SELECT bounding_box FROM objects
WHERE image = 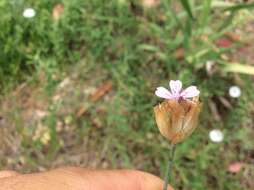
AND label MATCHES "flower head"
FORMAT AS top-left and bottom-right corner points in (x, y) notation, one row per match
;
(23, 8), (36, 18)
(155, 80), (200, 100)
(209, 129), (224, 143)
(229, 86), (241, 98)
(154, 80), (201, 144)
